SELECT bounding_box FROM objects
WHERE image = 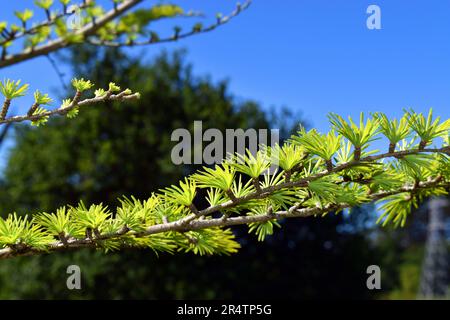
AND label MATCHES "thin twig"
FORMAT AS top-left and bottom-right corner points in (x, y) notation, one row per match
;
(46, 54), (68, 90)
(0, 91), (140, 125)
